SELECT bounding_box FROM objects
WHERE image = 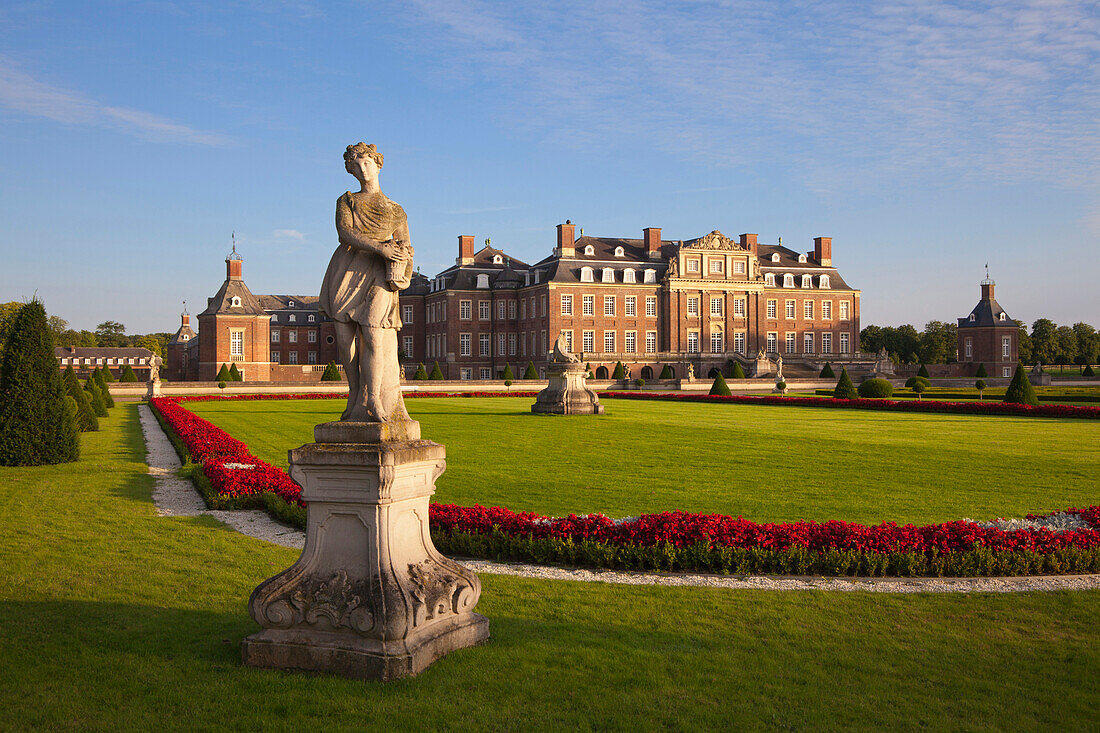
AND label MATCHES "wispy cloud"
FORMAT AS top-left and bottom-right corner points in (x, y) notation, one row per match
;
(272, 229), (306, 239)
(0, 58), (232, 146)
(395, 0), (1100, 190)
